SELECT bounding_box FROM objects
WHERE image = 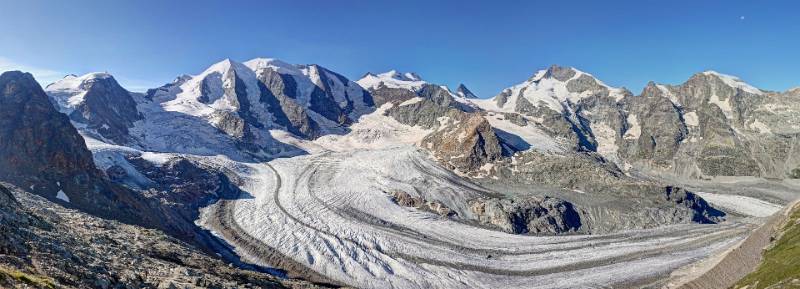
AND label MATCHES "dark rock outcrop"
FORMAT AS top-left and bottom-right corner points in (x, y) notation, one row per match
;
(663, 186), (725, 223)
(368, 85), (419, 107)
(254, 68), (321, 138)
(468, 196), (583, 234)
(456, 84), (478, 99)
(45, 74), (142, 145)
(421, 113), (503, 172)
(384, 84), (503, 172)
(0, 71), (155, 226)
(388, 190), (456, 217)
(251, 62), (374, 138)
